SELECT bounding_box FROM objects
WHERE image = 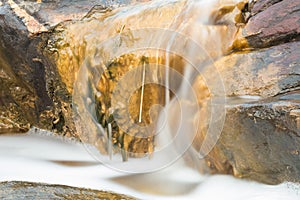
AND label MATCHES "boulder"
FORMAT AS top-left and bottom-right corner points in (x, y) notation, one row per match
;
(191, 41), (300, 184)
(217, 94), (300, 184)
(232, 0), (300, 50)
(0, 181), (135, 199)
(0, 0), (112, 136)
